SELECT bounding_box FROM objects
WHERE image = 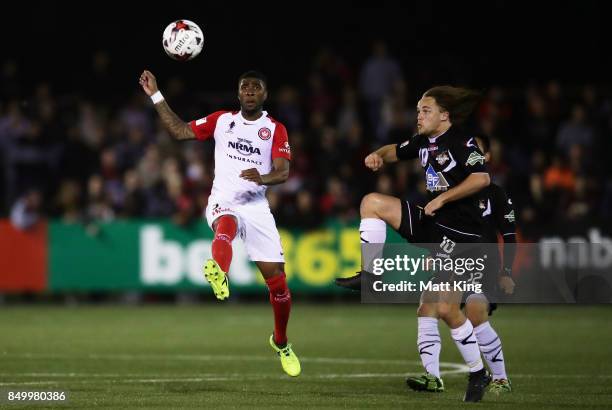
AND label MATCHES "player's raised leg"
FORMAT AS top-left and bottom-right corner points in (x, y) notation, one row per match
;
(465, 295), (511, 393)
(335, 193), (402, 290)
(204, 215), (237, 300)
(258, 261), (301, 377)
